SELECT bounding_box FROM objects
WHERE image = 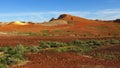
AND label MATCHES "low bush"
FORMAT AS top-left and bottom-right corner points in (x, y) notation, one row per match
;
(54, 30), (62, 32)
(0, 47), (9, 52)
(71, 39), (120, 47)
(39, 41), (51, 49)
(39, 41), (68, 48)
(109, 39), (120, 44)
(92, 53), (120, 60)
(40, 30), (50, 36)
(39, 39), (120, 53)
(0, 64), (6, 68)
(27, 46), (40, 52)
(28, 32), (39, 36)
(0, 45), (41, 67)
(54, 47), (68, 52)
